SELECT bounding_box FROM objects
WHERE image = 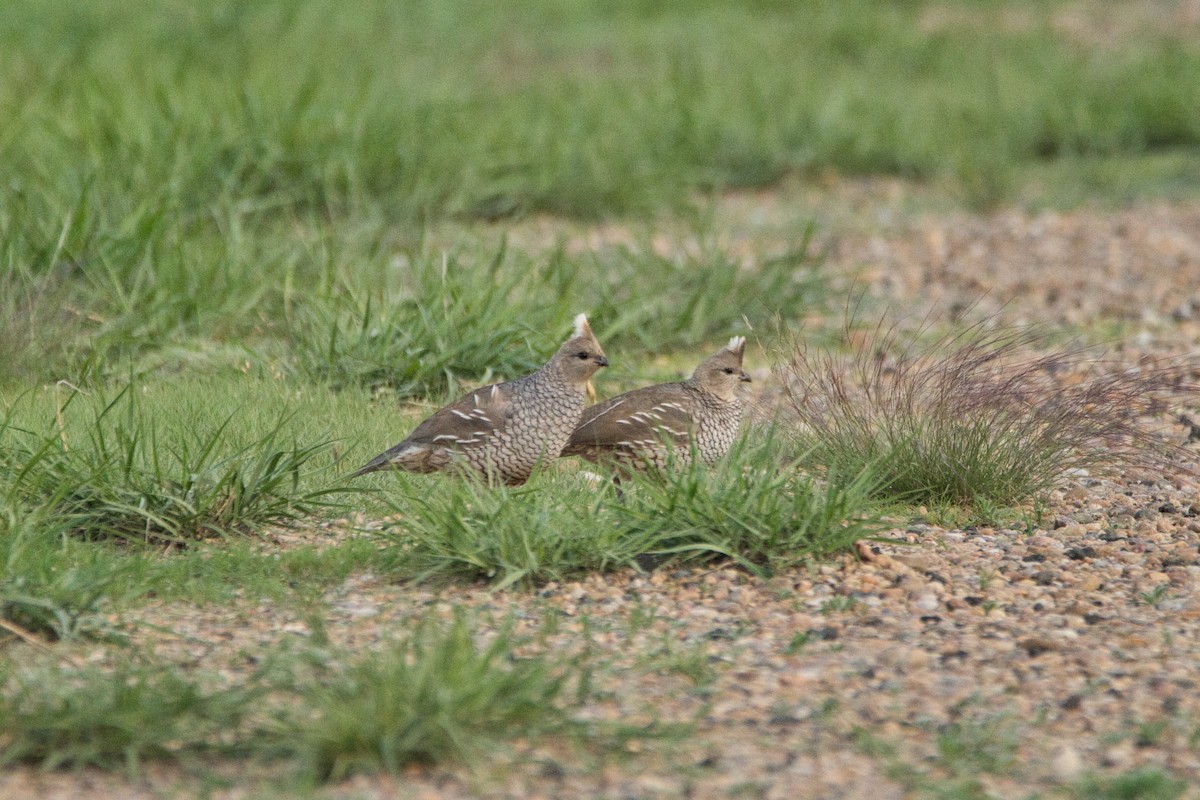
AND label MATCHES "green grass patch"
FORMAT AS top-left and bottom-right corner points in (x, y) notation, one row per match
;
(373, 471), (650, 589)
(611, 436), (883, 577)
(2, 0), (1198, 386)
(286, 614), (572, 782)
(0, 383), (352, 545)
(0, 375), (390, 634)
(284, 240), (576, 396)
(583, 222), (826, 350)
(4, 0), (1197, 228)
(0, 614), (589, 783)
(0, 660), (261, 774)
(0, 506), (135, 642)
(375, 433), (881, 586)
(140, 537), (379, 606)
(1068, 768), (1189, 800)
